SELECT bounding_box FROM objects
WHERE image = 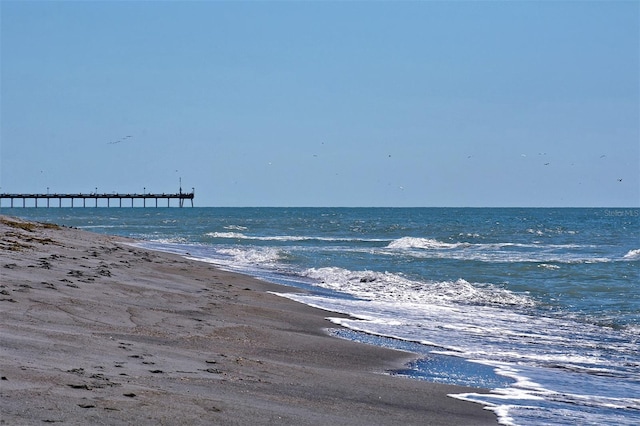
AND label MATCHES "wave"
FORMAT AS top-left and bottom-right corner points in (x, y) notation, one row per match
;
(302, 267), (535, 308)
(622, 249), (640, 261)
(206, 231), (387, 243)
(207, 231), (311, 241)
(387, 237), (467, 249)
(384, 236), (613, 264)
(387, 236), (589, 251)
(539, 263), (561, 270)
(526, 228), (580, 236)
(223, 225), (248, 231)
(136, 240), (285, 268)
(623, 324), (640, 336)
(214, 247), (284, 265)
(145, 237), (192, 244)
